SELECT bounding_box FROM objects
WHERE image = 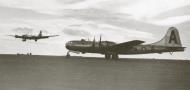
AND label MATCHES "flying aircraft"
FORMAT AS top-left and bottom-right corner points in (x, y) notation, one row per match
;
(65, 27), (186, 59)
(8, 31), (59, 42)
